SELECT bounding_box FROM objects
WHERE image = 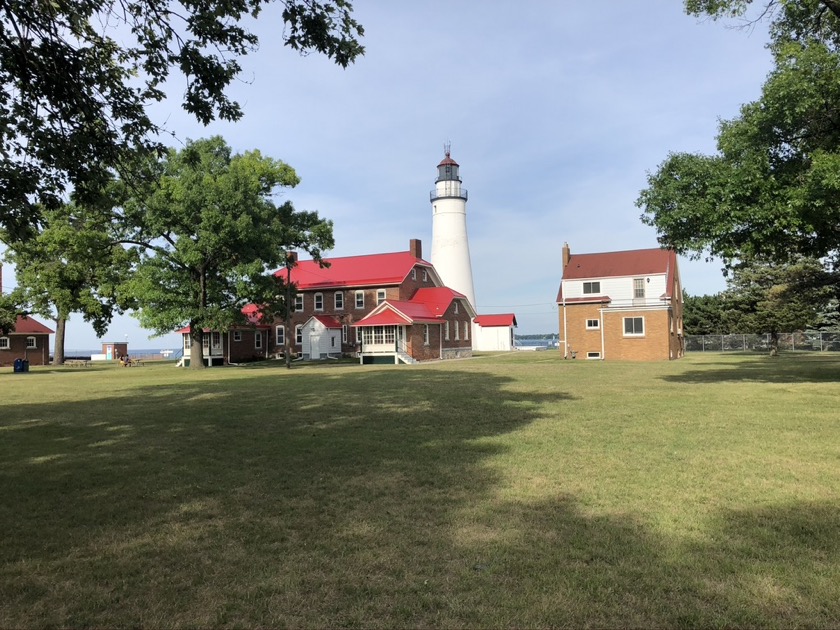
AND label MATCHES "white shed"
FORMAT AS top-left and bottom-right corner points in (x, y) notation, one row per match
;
(302, 315), (343, 359)
(473, 314), (517, 352)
